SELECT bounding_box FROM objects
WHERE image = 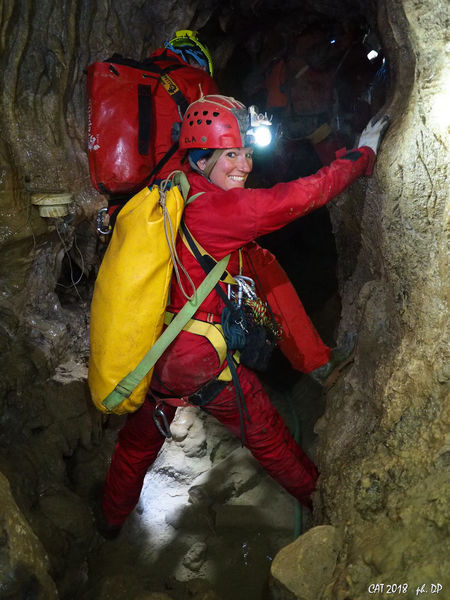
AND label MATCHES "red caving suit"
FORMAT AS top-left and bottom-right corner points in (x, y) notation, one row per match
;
(102, 146), (375, 526)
